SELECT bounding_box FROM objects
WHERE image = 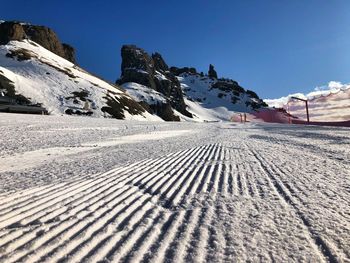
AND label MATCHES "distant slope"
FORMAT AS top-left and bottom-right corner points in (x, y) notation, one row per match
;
(0, 40), (161, 121)
(178, 73), (267, 122)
